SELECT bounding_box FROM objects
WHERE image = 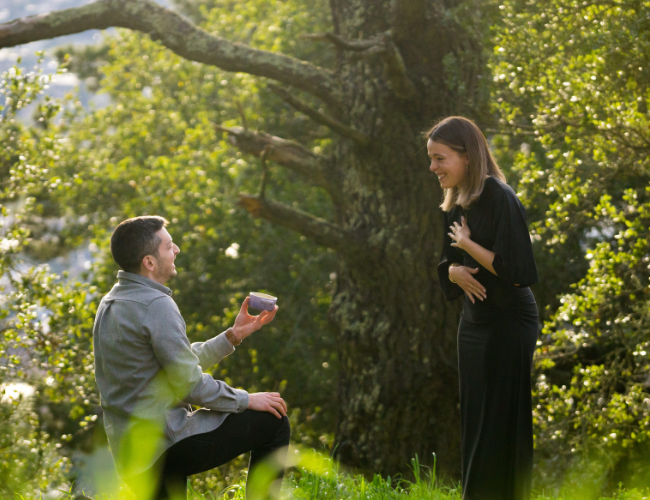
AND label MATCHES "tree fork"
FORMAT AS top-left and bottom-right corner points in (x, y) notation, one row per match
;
(237, 193), (361, 253)
(267, 83), (371, 147)
(379, 33), (418, 101)
(214, 124), (344, 205)
(301, 29), (417, 101)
